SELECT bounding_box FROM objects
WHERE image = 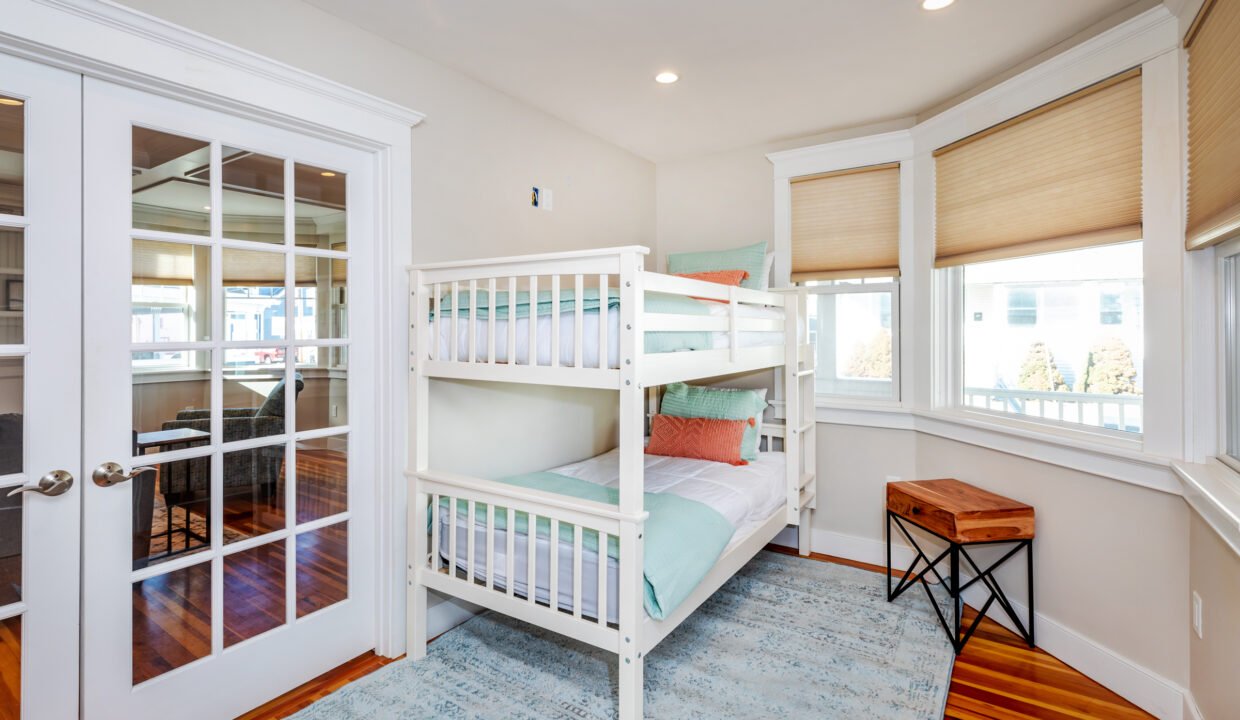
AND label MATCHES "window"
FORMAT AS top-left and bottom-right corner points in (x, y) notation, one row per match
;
(1006, 289), (1037, 326)
(1099, 292), (1123, 325)
(1223, 247), (1240, 470)
(806, 278), (897, 400)
(131, 284), (196, 371)
(960, 243), (1143, 433)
